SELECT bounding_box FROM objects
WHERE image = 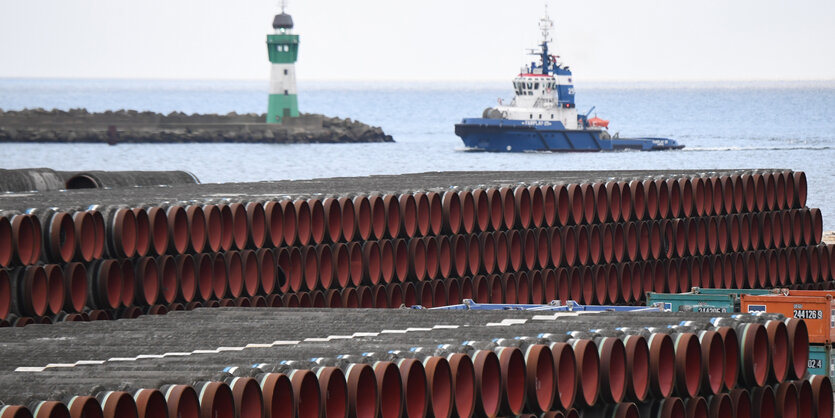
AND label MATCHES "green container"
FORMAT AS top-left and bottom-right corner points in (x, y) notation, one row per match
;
(646, 292), (735, 313)
(690, 287), (780, 298)
(808, 344), (832, 382)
